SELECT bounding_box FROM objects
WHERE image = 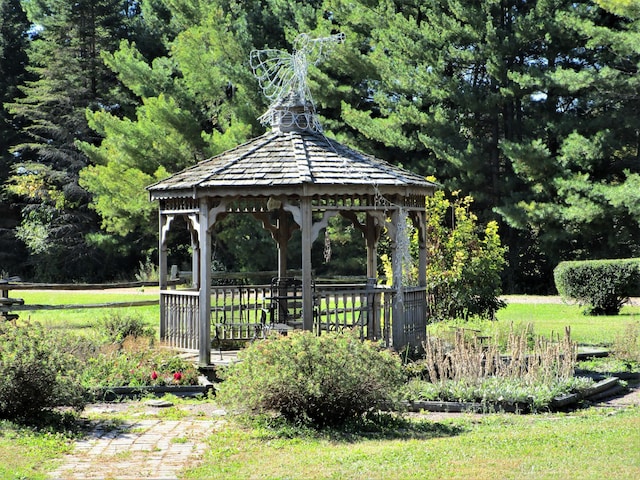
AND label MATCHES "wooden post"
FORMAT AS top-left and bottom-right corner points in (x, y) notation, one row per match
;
(390, 209), (404, 350)
(277, 209), (289, 279)
(365, 213), (378, 279)
(158, 210), (168, 340)
(301, 197), (313, 331)
(191, 227), (200, 289)
(198, 198), (211, 367)
(414, 211), (427, 288)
